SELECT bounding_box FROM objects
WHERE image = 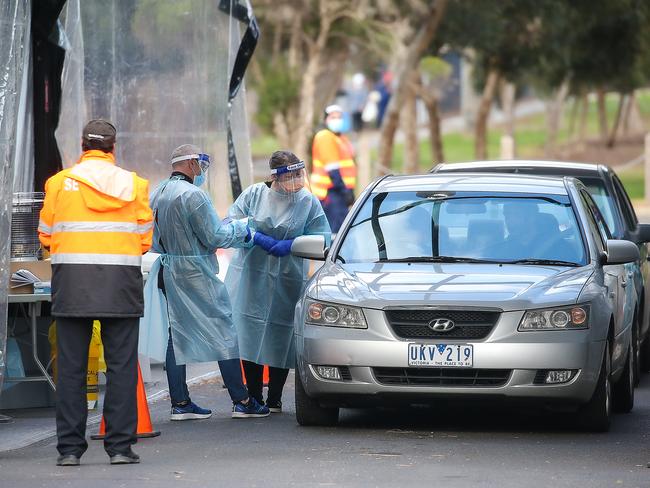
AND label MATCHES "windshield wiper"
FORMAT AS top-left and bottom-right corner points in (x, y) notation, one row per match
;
(380, 256), (501, 264)
(506, 258), (581, 267)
